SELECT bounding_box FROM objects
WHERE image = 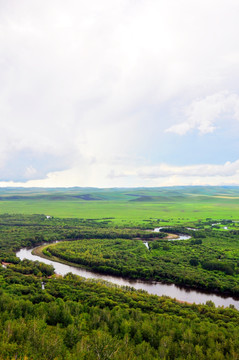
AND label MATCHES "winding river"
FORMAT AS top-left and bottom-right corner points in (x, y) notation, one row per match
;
(16, 238), (239, 309)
